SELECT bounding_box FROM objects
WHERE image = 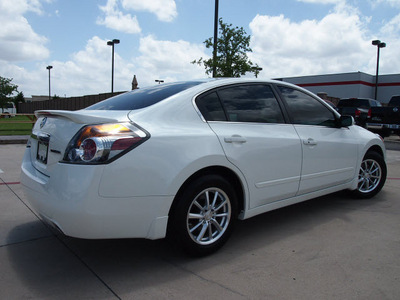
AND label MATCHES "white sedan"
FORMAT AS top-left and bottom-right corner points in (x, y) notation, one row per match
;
(21, 78), (387, 256)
